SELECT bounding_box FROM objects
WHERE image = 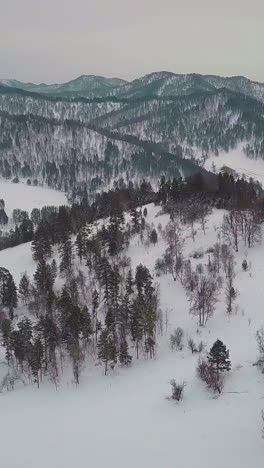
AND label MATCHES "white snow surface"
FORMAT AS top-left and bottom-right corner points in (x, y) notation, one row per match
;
(0, 180), (67, 220)
(0, 203), (263, 468)
(204, 147), (264, 186)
